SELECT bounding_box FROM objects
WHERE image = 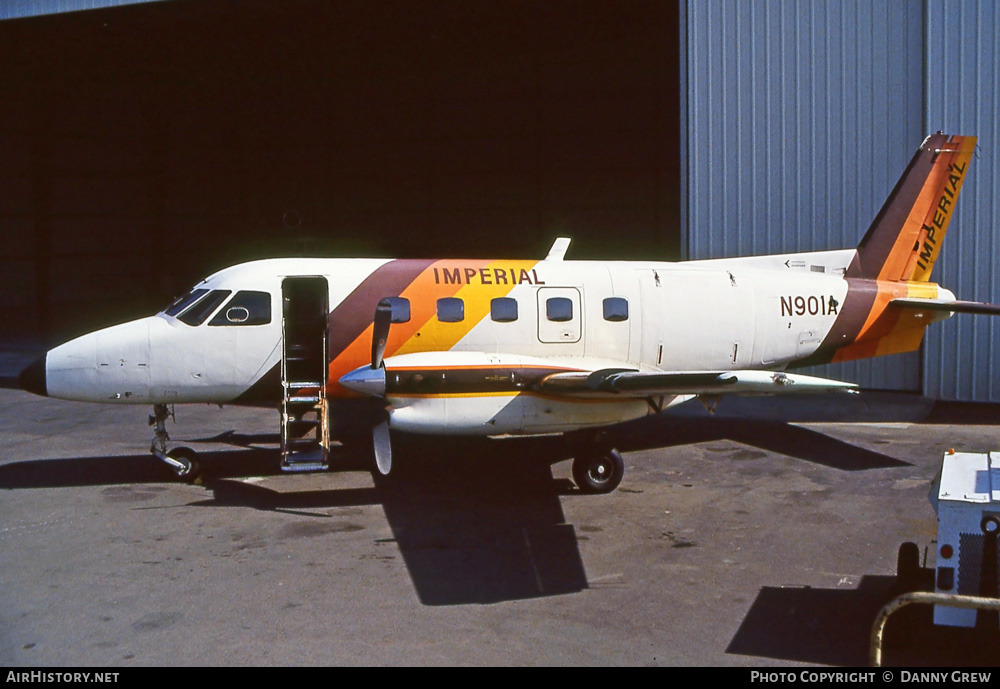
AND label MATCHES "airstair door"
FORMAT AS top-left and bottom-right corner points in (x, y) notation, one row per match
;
(280, 277), (329, 472)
